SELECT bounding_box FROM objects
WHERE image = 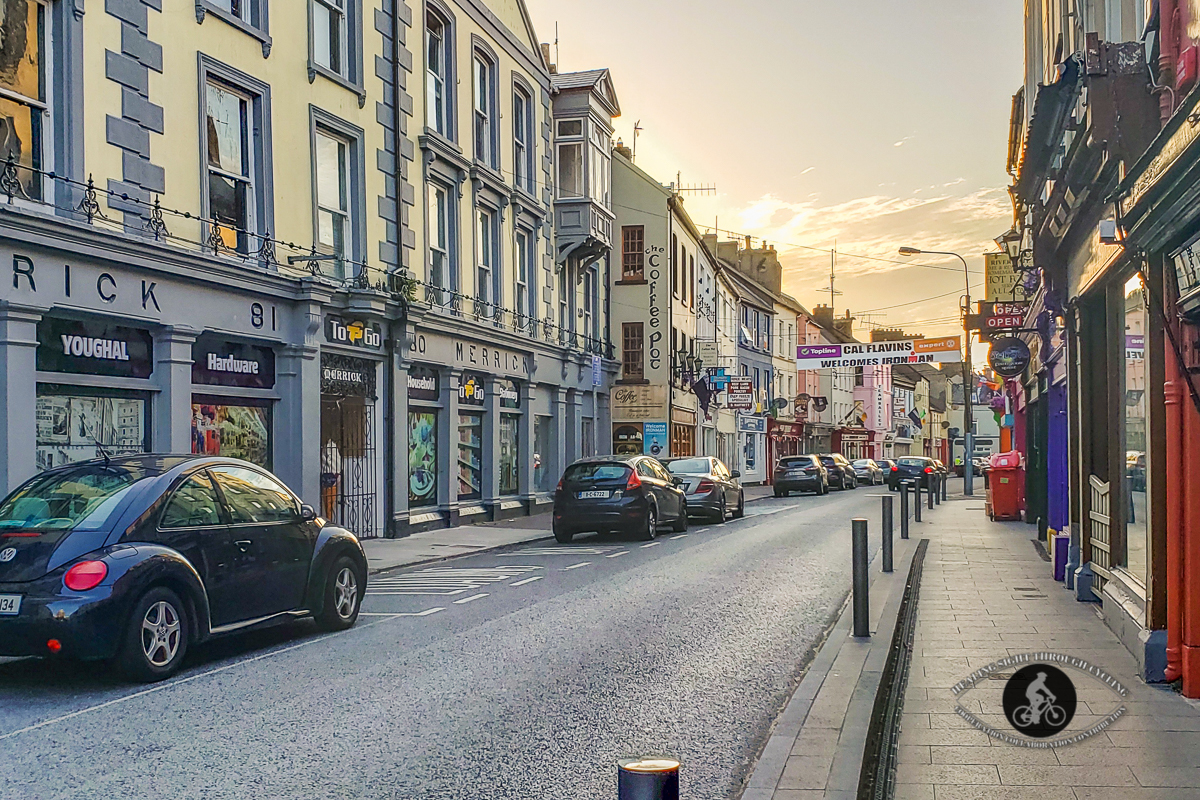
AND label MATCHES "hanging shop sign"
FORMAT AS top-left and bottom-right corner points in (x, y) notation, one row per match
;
(498, 378), (521, 409)
(988, 336), (1032, 378)
(704, 367), (730, 390)
(975, 301), (1028, 333)
(459, 372), (486, 406)
(1125, 334), (1145, 360)
(325, 316), (383, 349)
(407, 366), (440, 402)
(795, 336), (961, 370)
(613, 384), (667, 420)
(321, 353), (376, 398)
(727, 377), (754, 410)
(36, 317), (154, 379)
(985, 253), (1021, 302)
(643, 422), (668, 457)
(695, 340), (719, 366)
(191, 335), (275, 389)
(737, 415), (766, 434)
